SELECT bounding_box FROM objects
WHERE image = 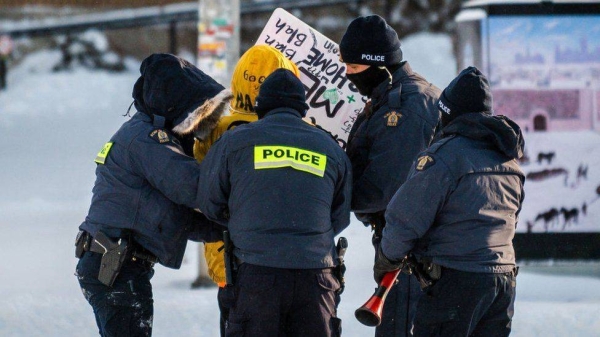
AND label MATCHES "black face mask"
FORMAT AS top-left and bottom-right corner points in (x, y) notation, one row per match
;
(440, 111), (455, 129)
(346, 66), (390, 97)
